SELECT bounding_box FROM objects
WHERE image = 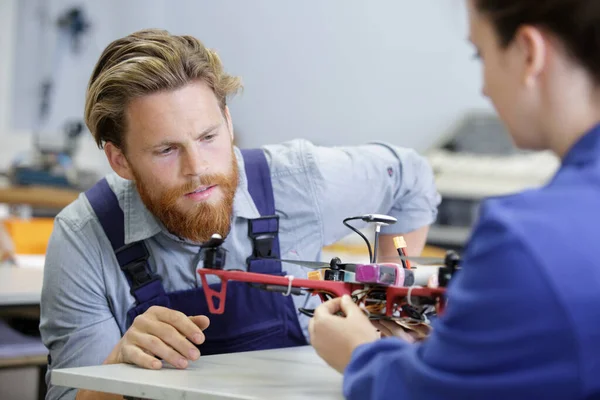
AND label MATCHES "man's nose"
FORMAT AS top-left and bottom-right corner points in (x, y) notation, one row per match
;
(182, 147), (209, 177)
